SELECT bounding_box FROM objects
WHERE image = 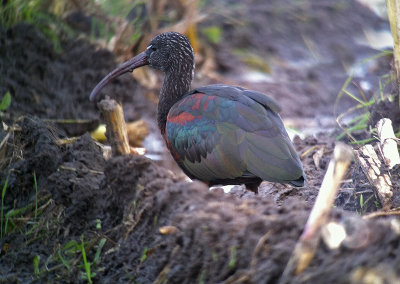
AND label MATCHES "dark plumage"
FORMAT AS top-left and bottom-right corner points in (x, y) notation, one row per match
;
(90, 32), (305, 193)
